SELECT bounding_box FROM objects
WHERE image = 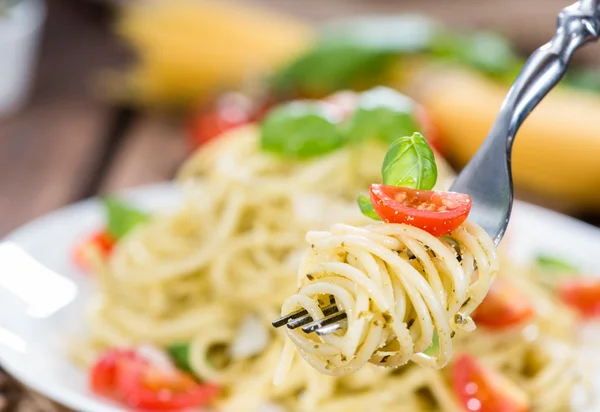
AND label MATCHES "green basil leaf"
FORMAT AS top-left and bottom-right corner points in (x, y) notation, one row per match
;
(260, 101), (347, 158)
(272, 15), (441, 97)
(381, 132), (437, 189)
(166, 342), (193, 374)
(103, 197), (150, 239)
(271, 45), (395, 98)
(347, 87), (421, 144)
(431, 31), (520, 77)
(564, 69), (600, 95)
(536, 255), (579, 273)
(357, 195), (381, 220)
(424, 332), (439, 355)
